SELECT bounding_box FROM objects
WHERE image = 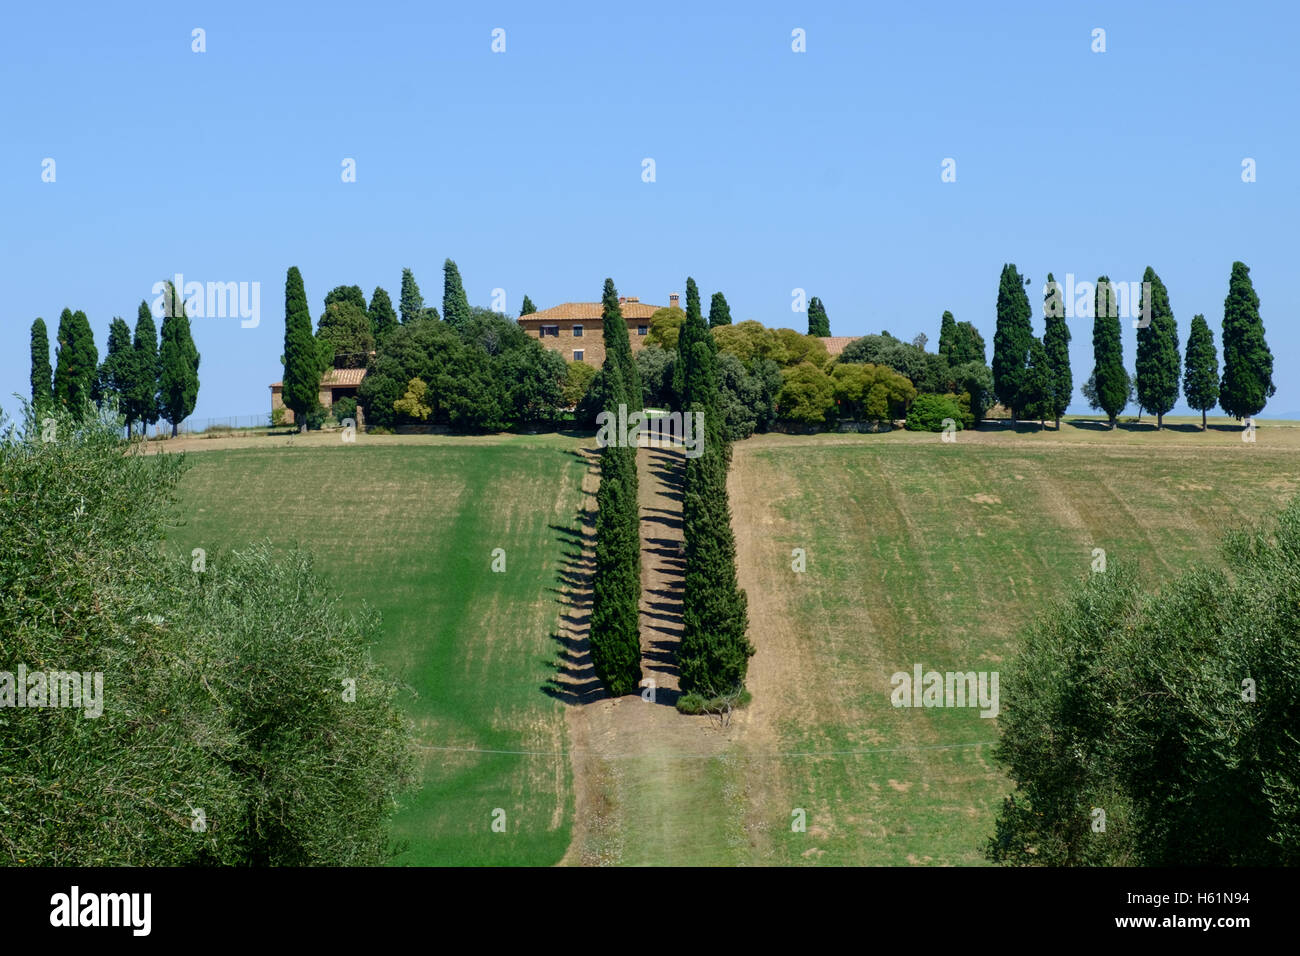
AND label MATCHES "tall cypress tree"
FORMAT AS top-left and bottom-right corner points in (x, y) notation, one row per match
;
(992, 264), (1034, 420)
(52, 308), (98, 416)
(601, 278), (642, 412)
(672, 277), (713, 410)
(588, 285), (642, 697)
(95, 317), (134, 418)
(520, 295), (537, 317)
(129, 301), (161, 437)
(709, 291), (732, 328)
(952, 320), (986, 365)
(283, 266), (323, 432)
(806, 296), (830, 336)
(937, 310), (958, 360)
(29, 317), (53, 413)
(368, 286), (398, 348)
(158, 283), (200, 437)
(1183, 314), (1219, 431)
(1219, 261), (1274, 420)
(399, 268), (425, 325)
(1091, 276), (1127, 428)
(1041, 274), (1072, 428)
(679, 336), (752, 698)
(1134, 267), (1181, 429)
(442, 259), (472, 331)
